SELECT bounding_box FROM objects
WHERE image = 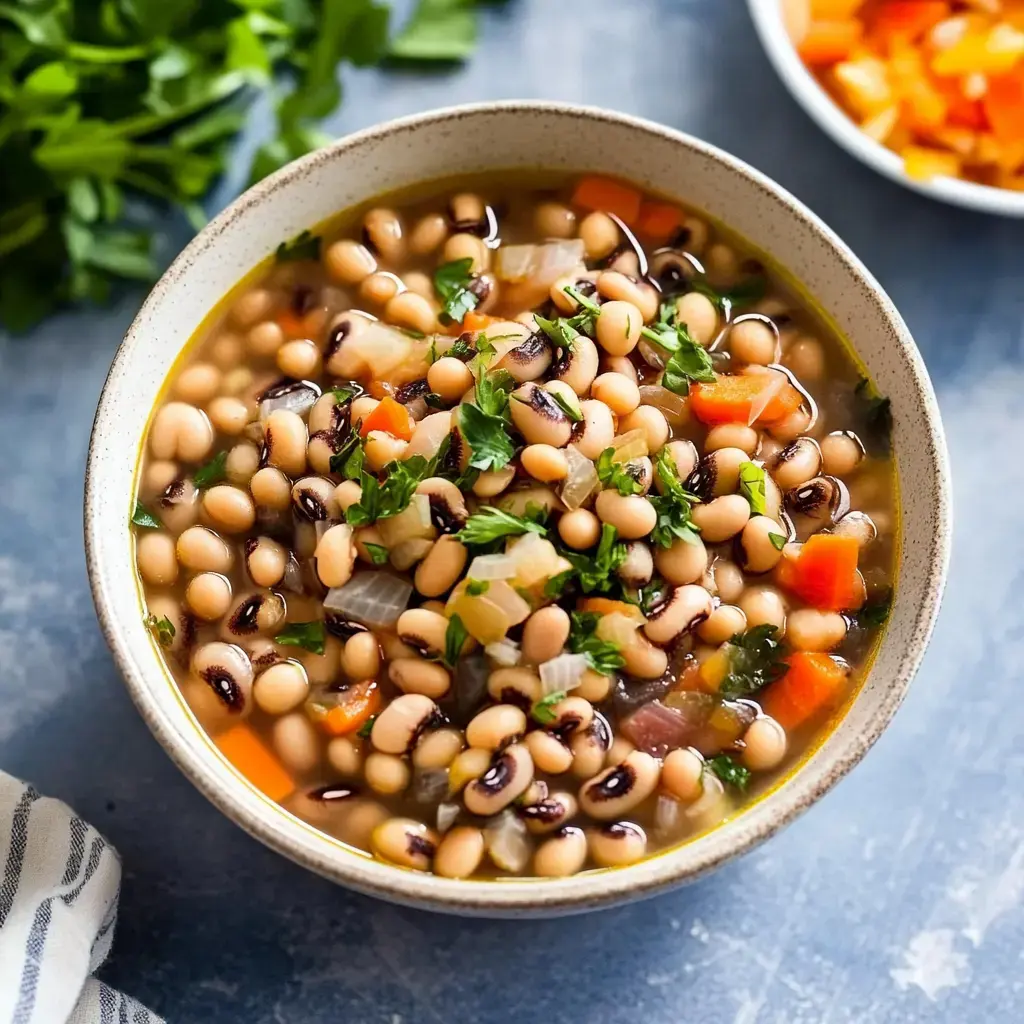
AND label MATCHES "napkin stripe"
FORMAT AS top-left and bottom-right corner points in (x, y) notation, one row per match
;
(0, 786), (38, 929)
